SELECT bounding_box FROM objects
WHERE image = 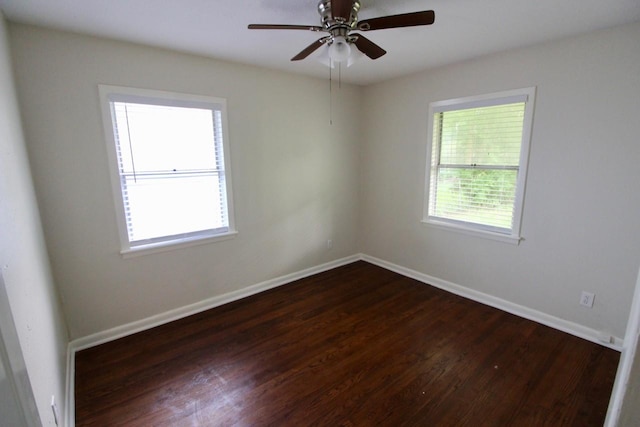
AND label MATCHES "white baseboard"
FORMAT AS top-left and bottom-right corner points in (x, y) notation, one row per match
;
(359, 253), (623, 351)
(64, 252), (624, 426)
